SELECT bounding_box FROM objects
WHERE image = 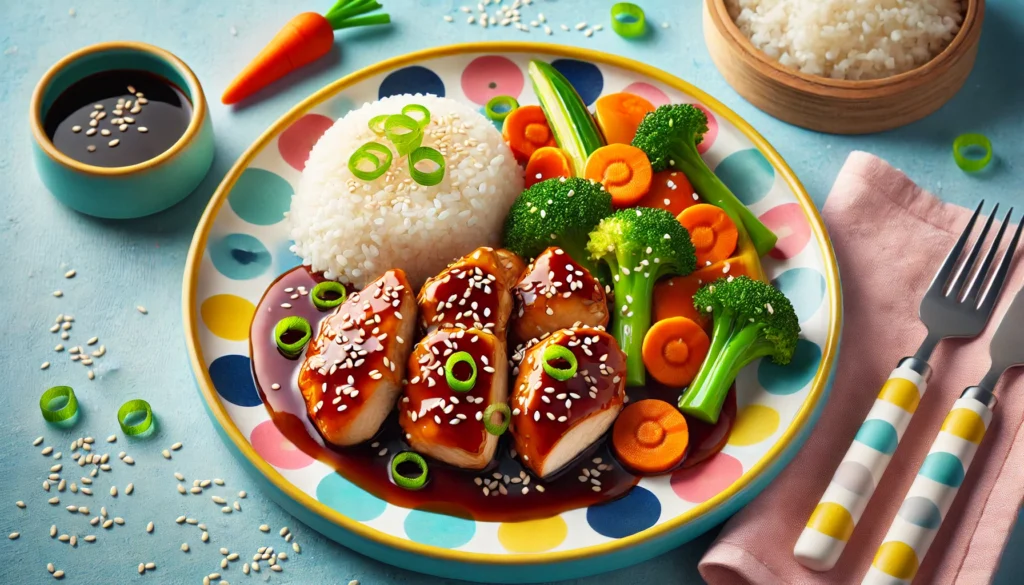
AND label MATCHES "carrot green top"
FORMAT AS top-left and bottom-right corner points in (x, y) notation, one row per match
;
(324, 0), (391, 30)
